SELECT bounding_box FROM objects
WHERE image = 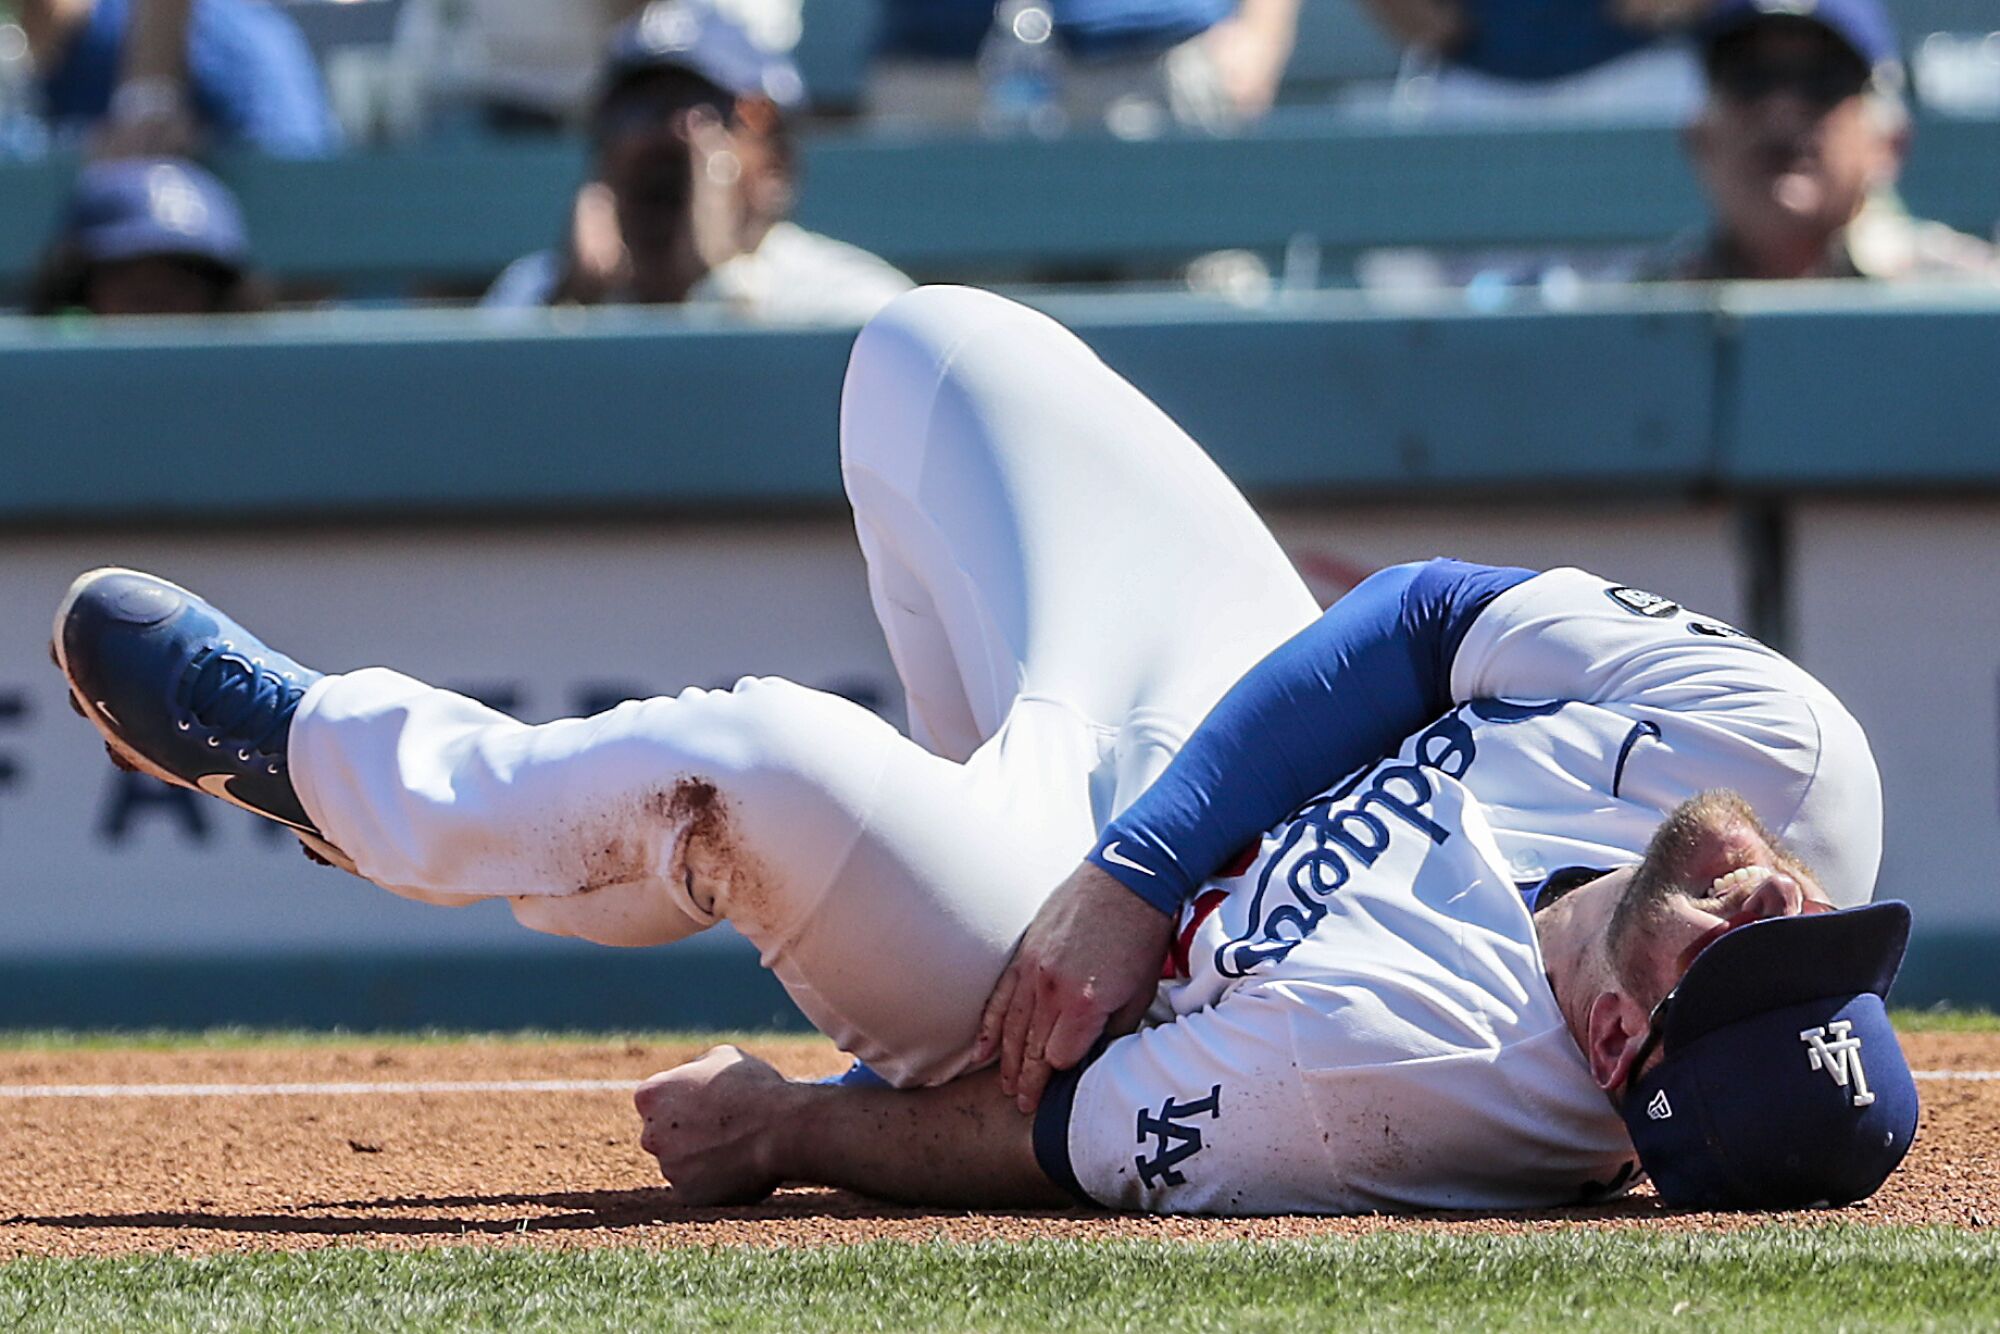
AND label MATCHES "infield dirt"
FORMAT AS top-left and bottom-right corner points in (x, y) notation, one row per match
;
(2, 1034), (1994, 1258)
